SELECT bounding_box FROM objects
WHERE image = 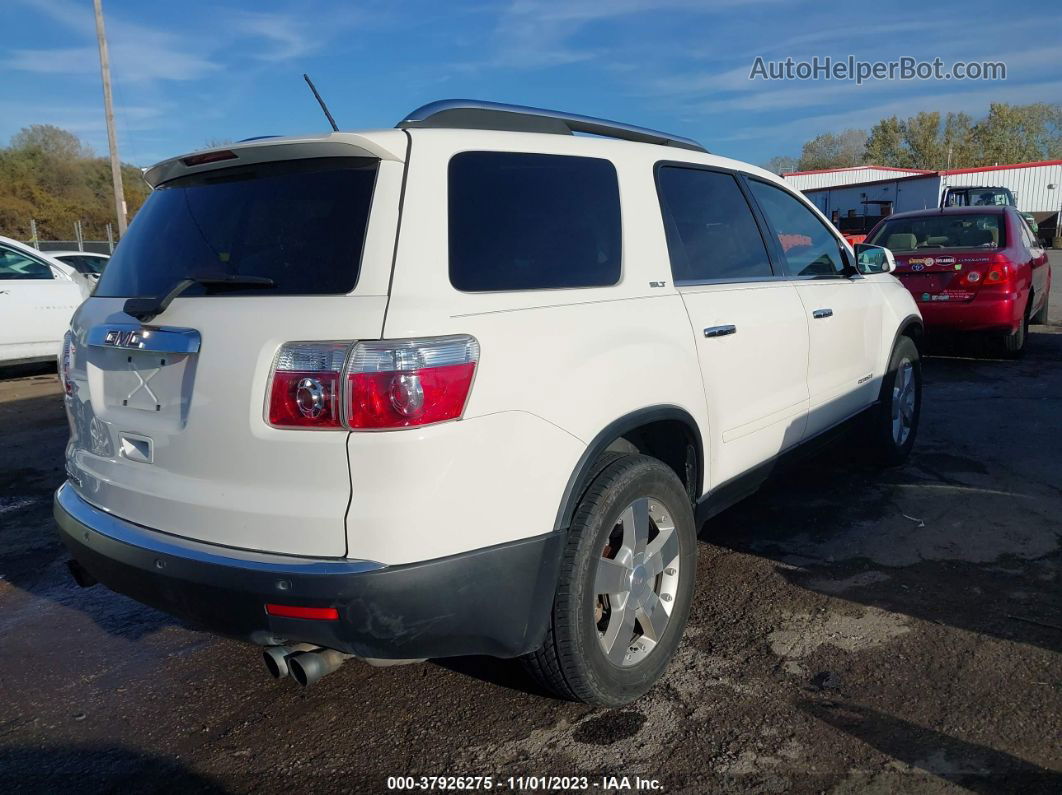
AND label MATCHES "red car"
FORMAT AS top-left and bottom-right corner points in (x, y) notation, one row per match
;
(865, 206), (1051, 356)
